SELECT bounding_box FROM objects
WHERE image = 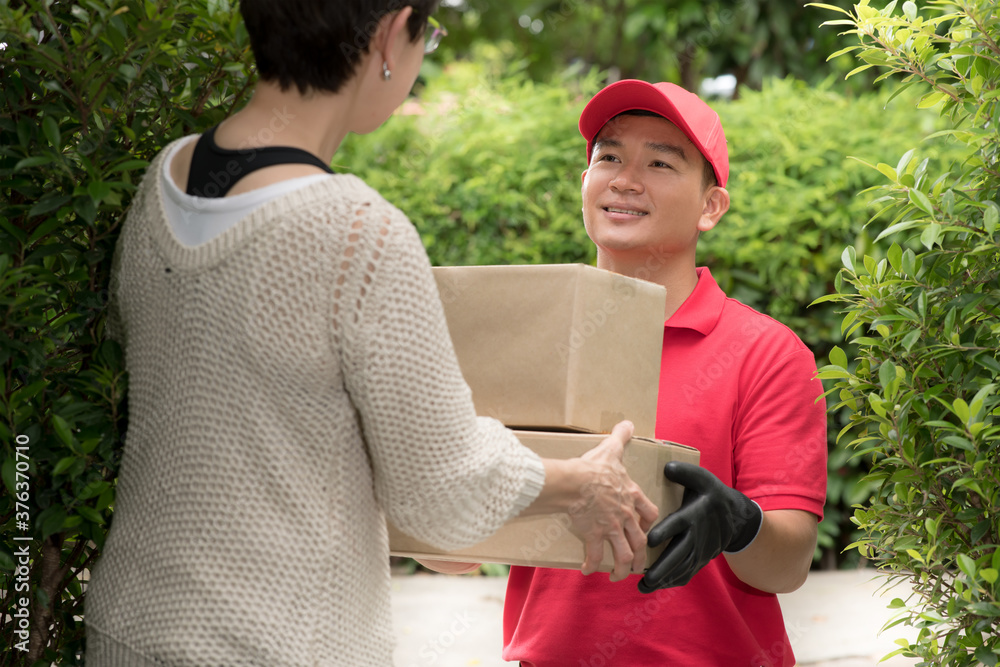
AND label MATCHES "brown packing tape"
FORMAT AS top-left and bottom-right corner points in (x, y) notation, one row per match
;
(387, 431), (700, 573)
